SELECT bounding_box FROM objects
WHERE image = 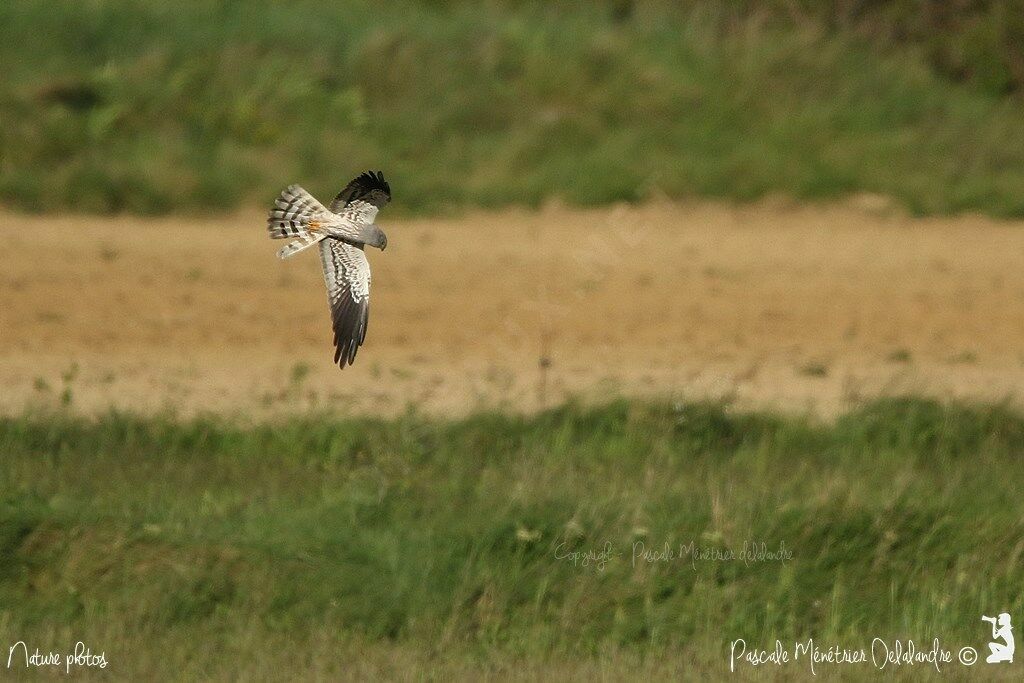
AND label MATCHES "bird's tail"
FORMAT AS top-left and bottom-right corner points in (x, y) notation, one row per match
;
(267, 185), (325, 240)
(277, 233), (327, 259)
